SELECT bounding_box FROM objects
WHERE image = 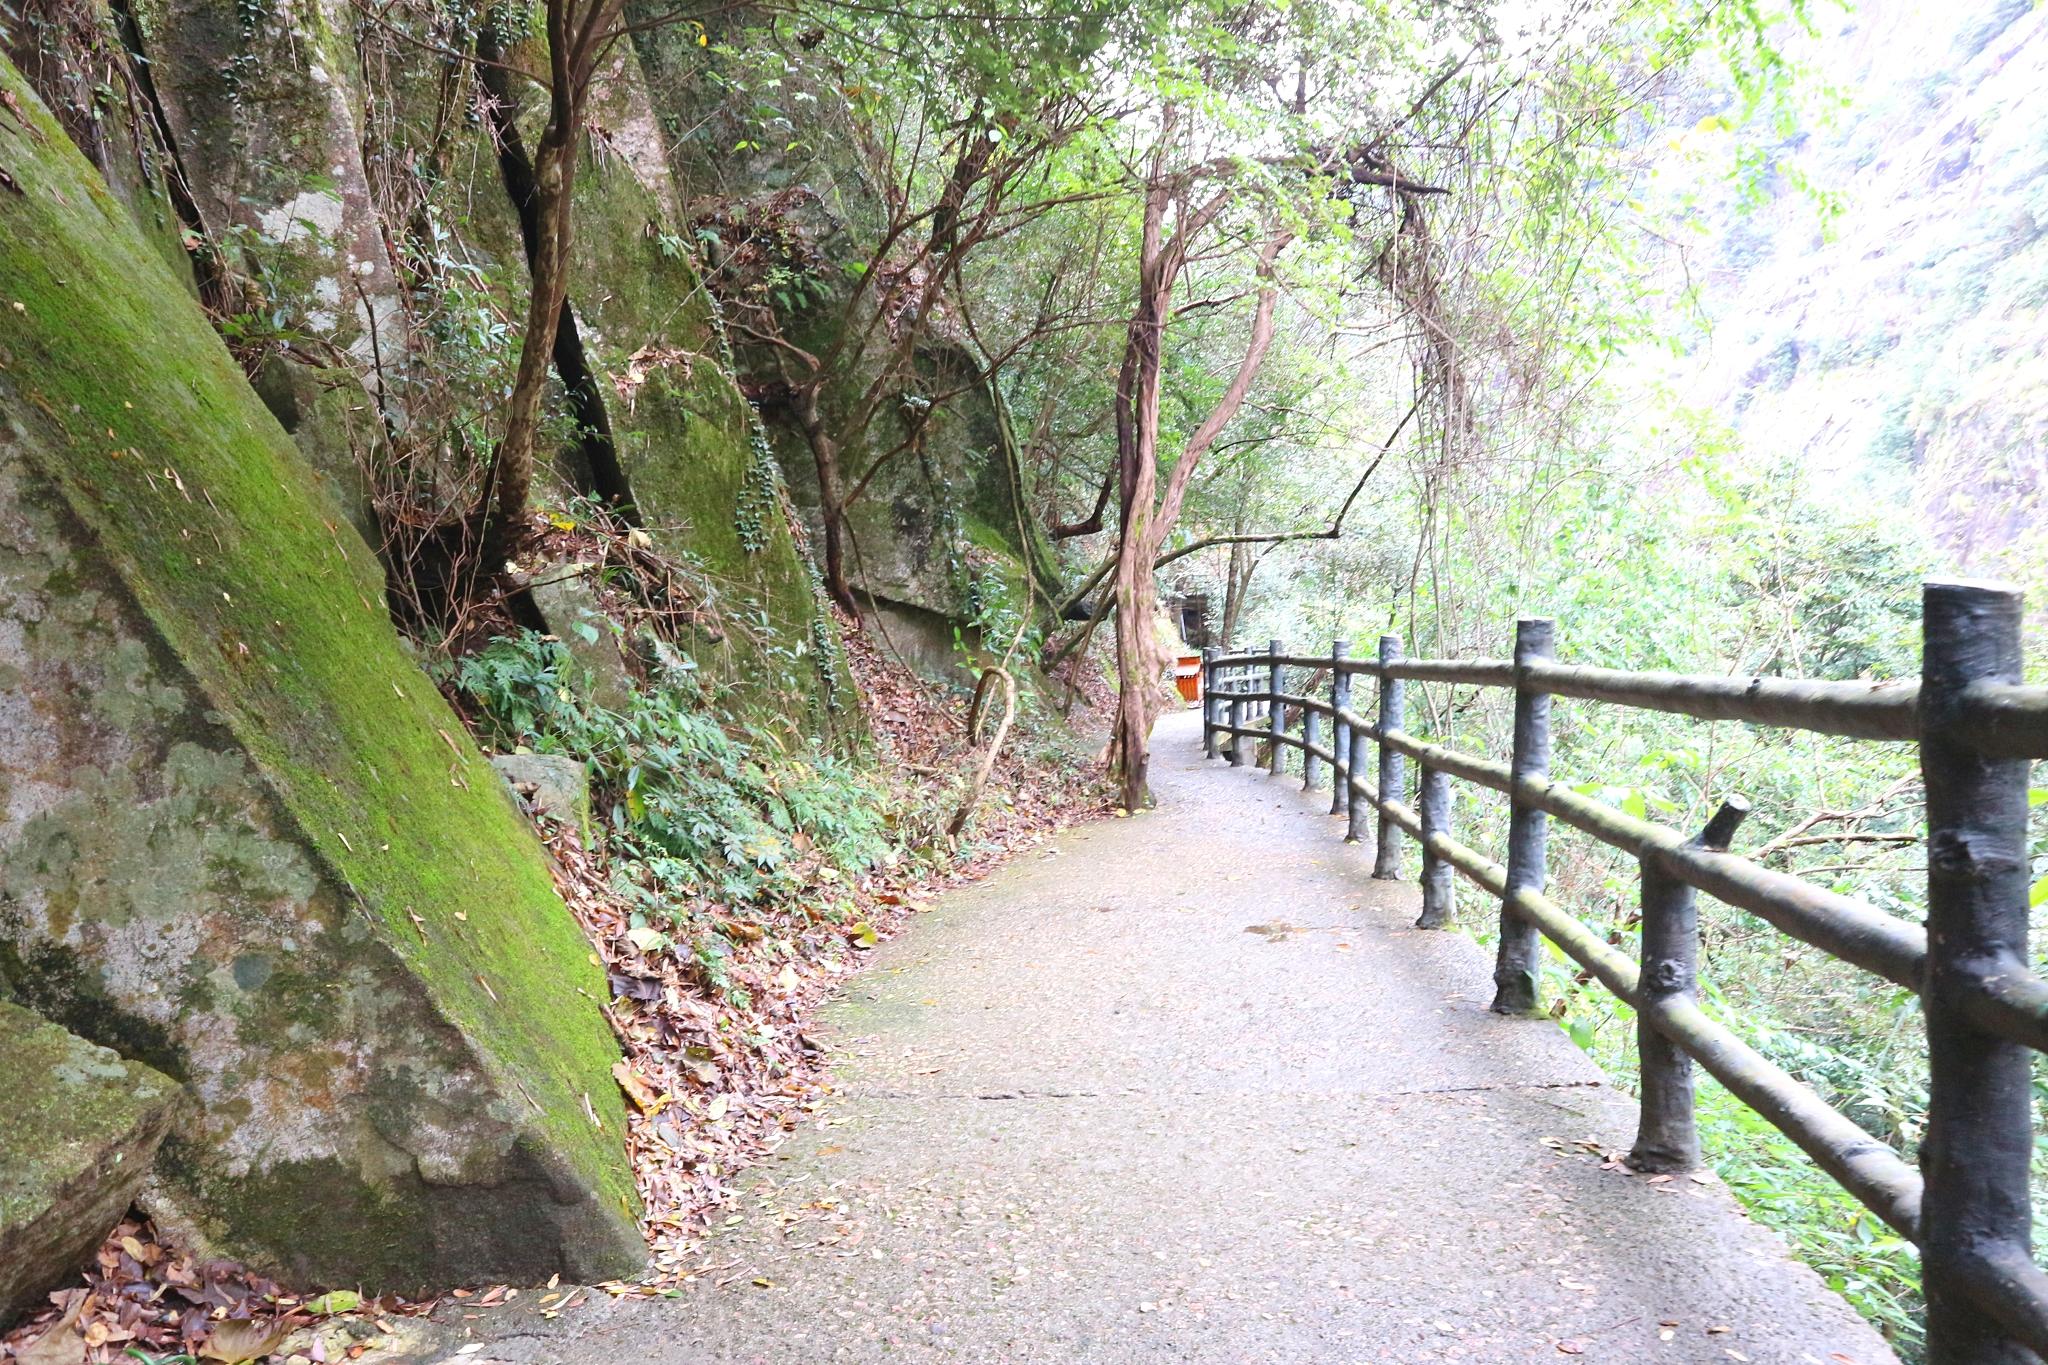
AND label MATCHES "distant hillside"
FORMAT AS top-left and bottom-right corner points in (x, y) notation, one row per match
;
(1663, 0), (2048, 587)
